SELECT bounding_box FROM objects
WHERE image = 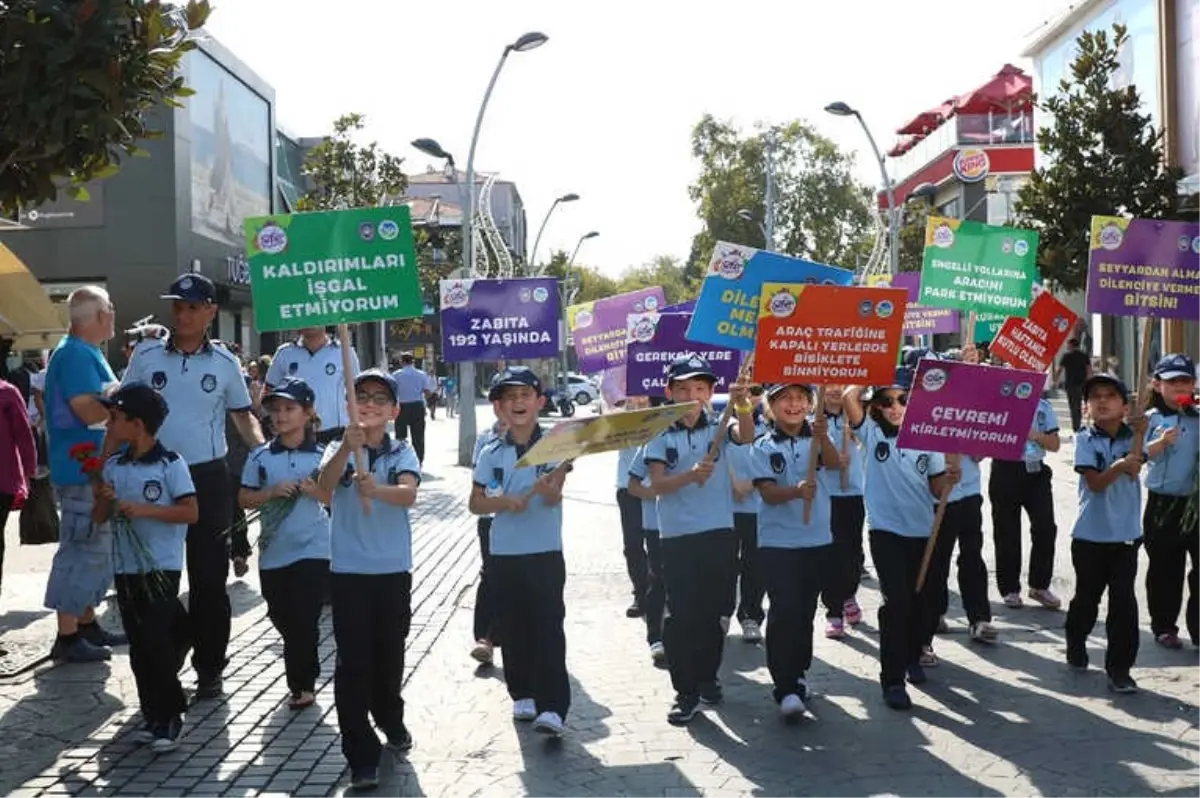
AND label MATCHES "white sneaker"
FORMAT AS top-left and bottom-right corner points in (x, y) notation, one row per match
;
(741, 619), (763, 643)
(512, 698), (537, 721)
(779, 693), (806, 717)
(719, 616), (731, 634)
(649, 641), (666, 663)
(532, 711), (565, 737)
(1002, 593), (1024, 609)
